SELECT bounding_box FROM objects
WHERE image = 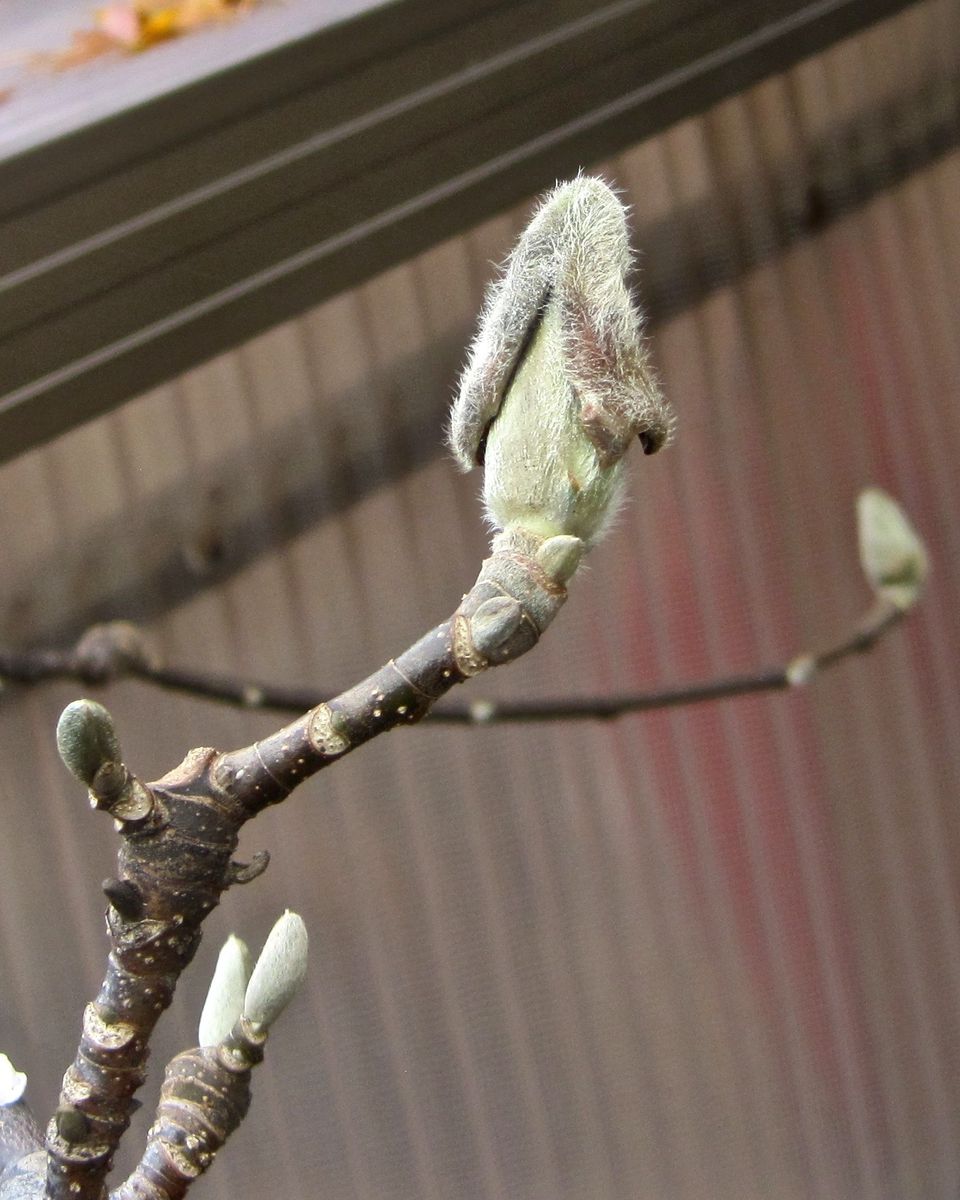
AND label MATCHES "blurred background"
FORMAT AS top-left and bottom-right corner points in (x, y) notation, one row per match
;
(1, 2), (959, 1197)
